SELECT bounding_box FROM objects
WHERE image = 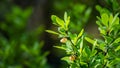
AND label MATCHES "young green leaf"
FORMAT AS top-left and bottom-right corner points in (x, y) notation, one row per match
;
(64, 12), (67, 22)
(104, 36), (113, 43)
(46, 30), (59, 35)
(85, 37), (99, 46)
(65, 16), (70, 30)
(56, 16), (65, 28)
(109, 14), (113, 26)
(92, 40), (97, 52)
(114, 17), (119, 25)
(96, 5), (102, 13)
(68, 32), (77, 45)
(64, 12), (70, 30)
(91, 50), (97, 57)
(111, 13), (119, 26)
(101, 13), (109, 27)
(72, 29), (84, 45)
(98, 27), (106, 35)
(82, 48), (88, 57)
(85, 37), (95, 45)
(54, 46), (66, 50)
(51, 15), (57, 25)
(114, 37), (120, 43)
(80, 36), (83, 53)
(82, 46), (91, 58)
(115, 45), (120, 52)
(78, 29), (84, 38)
(51, 15), (65, 28)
